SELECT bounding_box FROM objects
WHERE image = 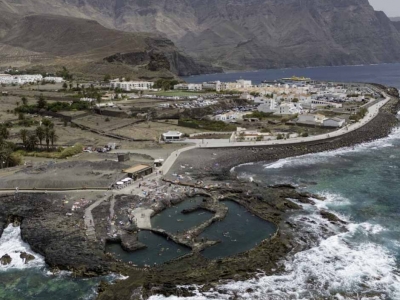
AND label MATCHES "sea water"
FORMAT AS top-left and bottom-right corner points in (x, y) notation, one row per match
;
(149, 127), (400, 299)
(0, 225), (105, 300)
